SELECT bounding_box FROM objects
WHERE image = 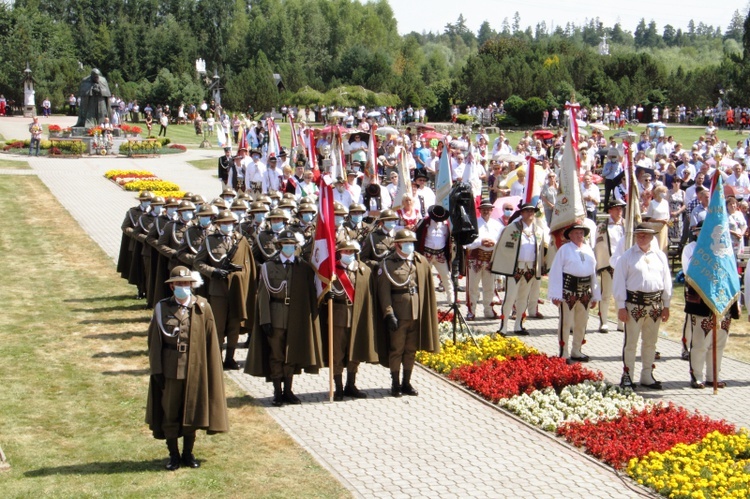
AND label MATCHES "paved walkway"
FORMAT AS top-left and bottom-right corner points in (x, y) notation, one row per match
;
(5, 116), (749, 497)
